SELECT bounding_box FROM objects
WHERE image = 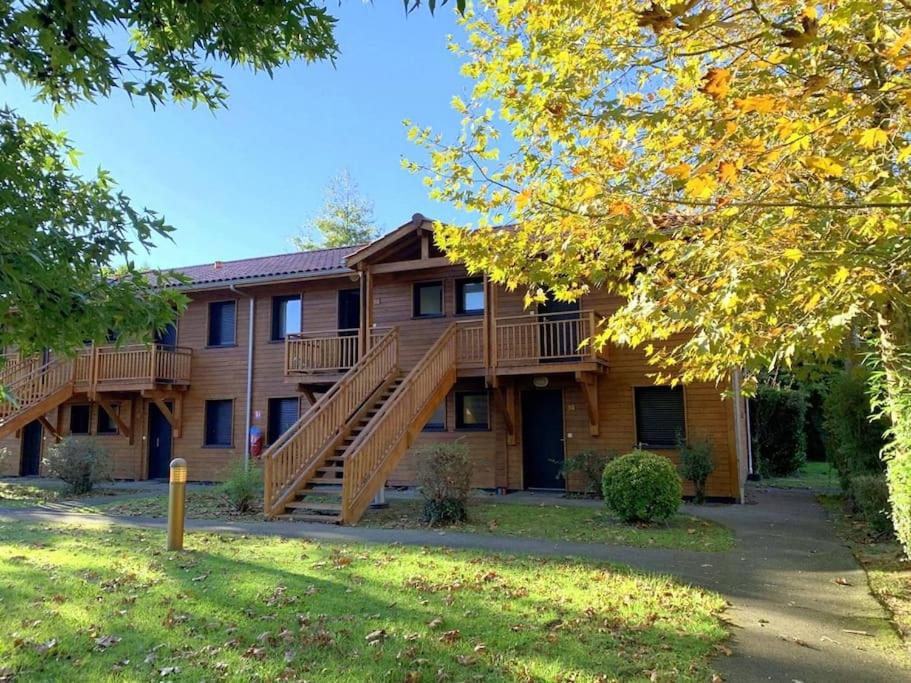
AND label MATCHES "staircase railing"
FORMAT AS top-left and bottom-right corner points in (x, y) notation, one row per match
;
(0, 353), (42, 389)
(0, 357), (74, 425)
(341, 323), (458, 524)
(263, 328), (399, 517)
